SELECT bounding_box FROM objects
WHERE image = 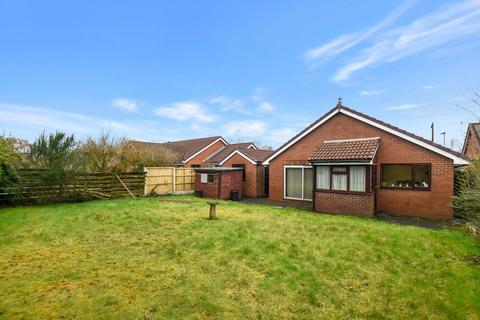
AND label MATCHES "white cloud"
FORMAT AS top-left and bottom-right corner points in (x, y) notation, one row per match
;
(258, 101), (274, 112)
(423, 84), (441, 90)
(331, 0), (480, 82)
(386, 103), (419, 110)
(224, 120), (267, 136)
(268, 127), (297, 143)
(207, 88), (275, 115)
(209, 95), (247, 113)
(252, 87), (274, 112)
(303, 0), (414, 67)
(0, 102), (142, 139)
(154, 102), (217, 123)
(112, 98), (138, 112)
(360, 90), (385, 96)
